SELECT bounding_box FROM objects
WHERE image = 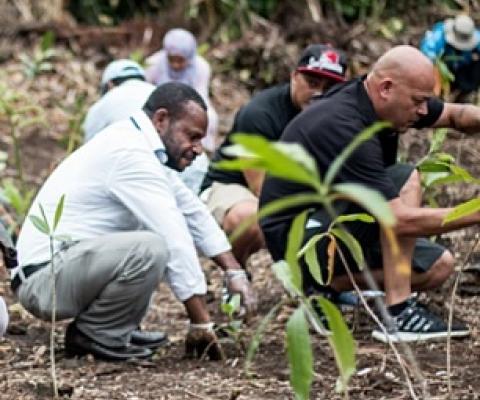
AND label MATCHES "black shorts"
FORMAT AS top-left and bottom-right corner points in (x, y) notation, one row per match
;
(263, 164), (446, 290)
